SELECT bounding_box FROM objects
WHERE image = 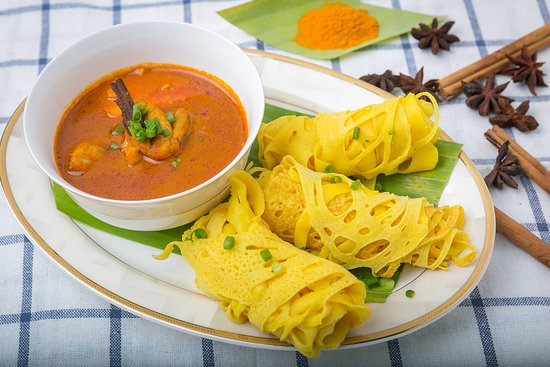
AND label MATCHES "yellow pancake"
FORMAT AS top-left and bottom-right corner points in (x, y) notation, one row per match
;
(259, 156), (476, 277)
(257, 93), (440, 186)
(154, 171), (370, 358)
